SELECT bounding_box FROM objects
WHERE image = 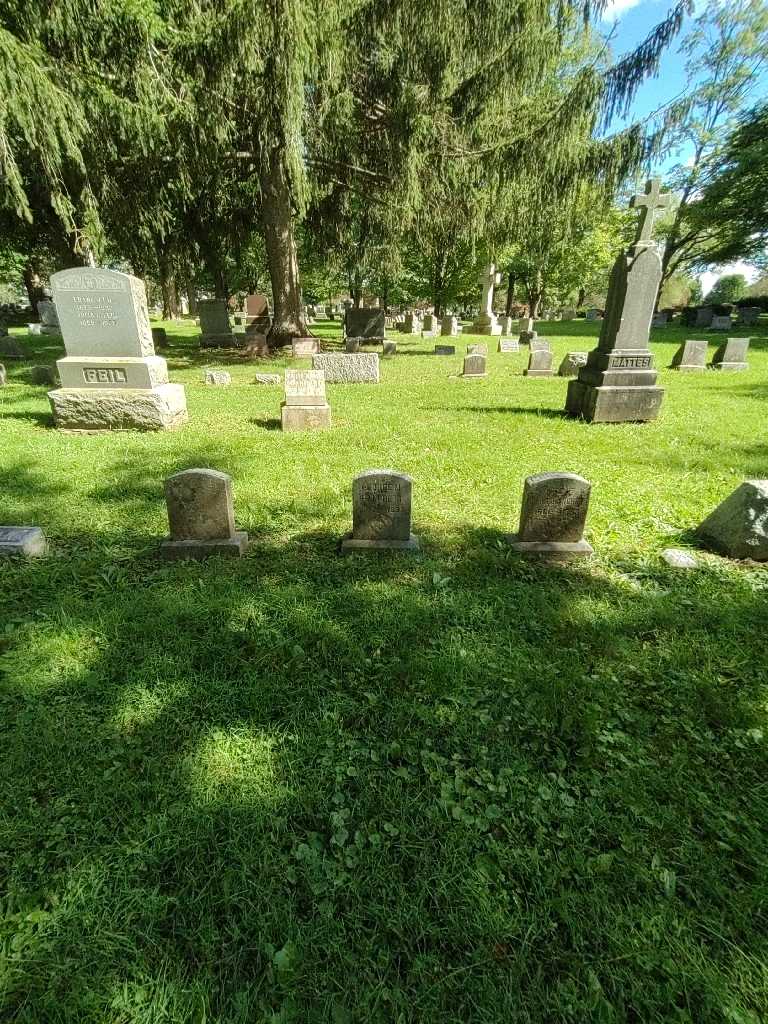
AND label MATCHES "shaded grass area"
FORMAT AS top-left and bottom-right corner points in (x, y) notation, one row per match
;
(1, 318), (768, 1022)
